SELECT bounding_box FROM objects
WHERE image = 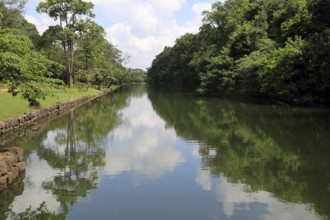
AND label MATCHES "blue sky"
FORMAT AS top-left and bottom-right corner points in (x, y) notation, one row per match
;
(24, 0), (222, 70)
